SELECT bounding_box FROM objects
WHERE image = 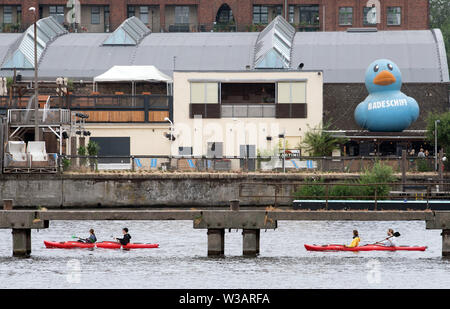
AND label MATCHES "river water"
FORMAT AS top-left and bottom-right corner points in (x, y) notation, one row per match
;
(0, 220), (448, 289)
